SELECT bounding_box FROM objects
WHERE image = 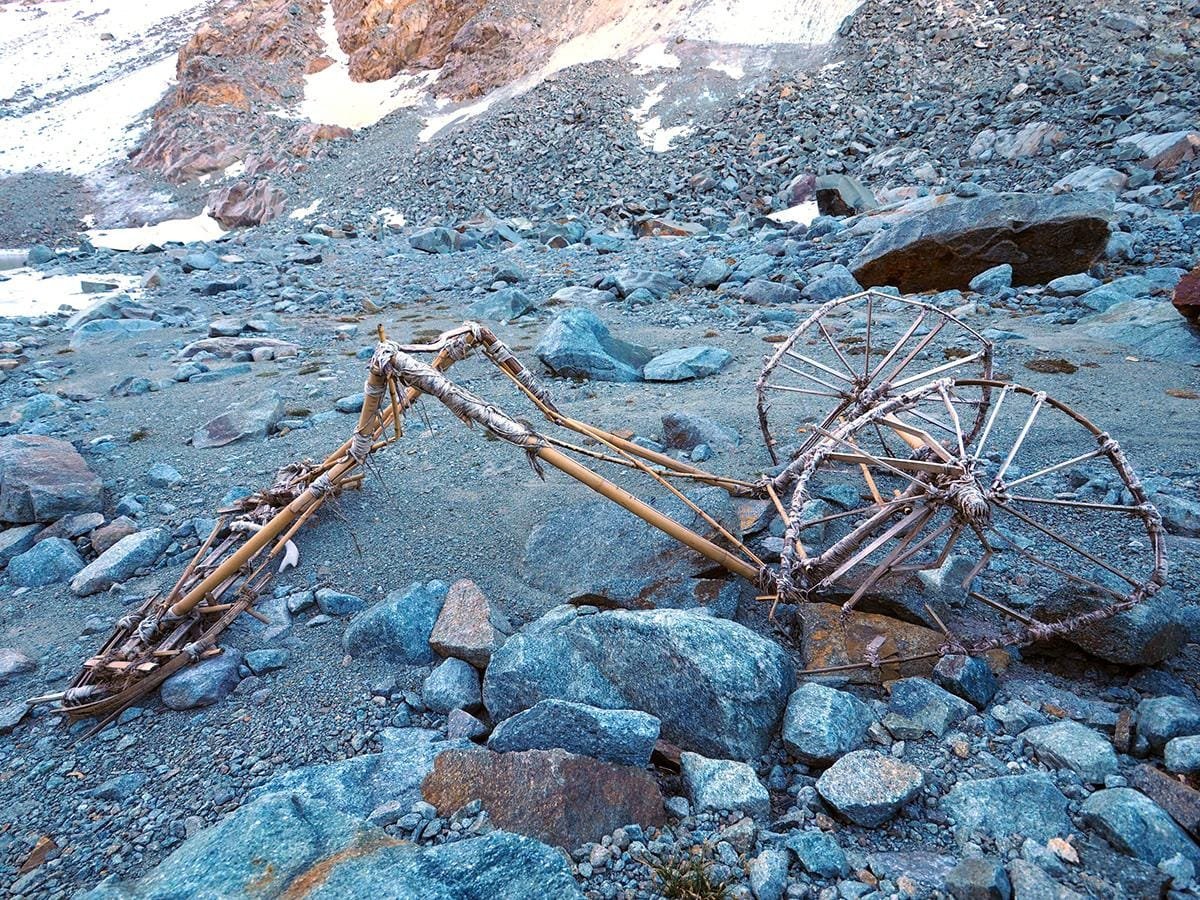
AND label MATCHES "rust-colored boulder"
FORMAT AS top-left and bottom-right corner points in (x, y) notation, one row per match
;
(799, 603), (945, 685)
(1173, 267), (1200, 327)
(851, 192), (1112, 292)
(290, 123), (353, 158)
(207, 181), (287, 228)
(428, 578), (511, 668)
(0, 435), (102, 525)
(332, 0), (486, 82)
(421, 748), (664, 849)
